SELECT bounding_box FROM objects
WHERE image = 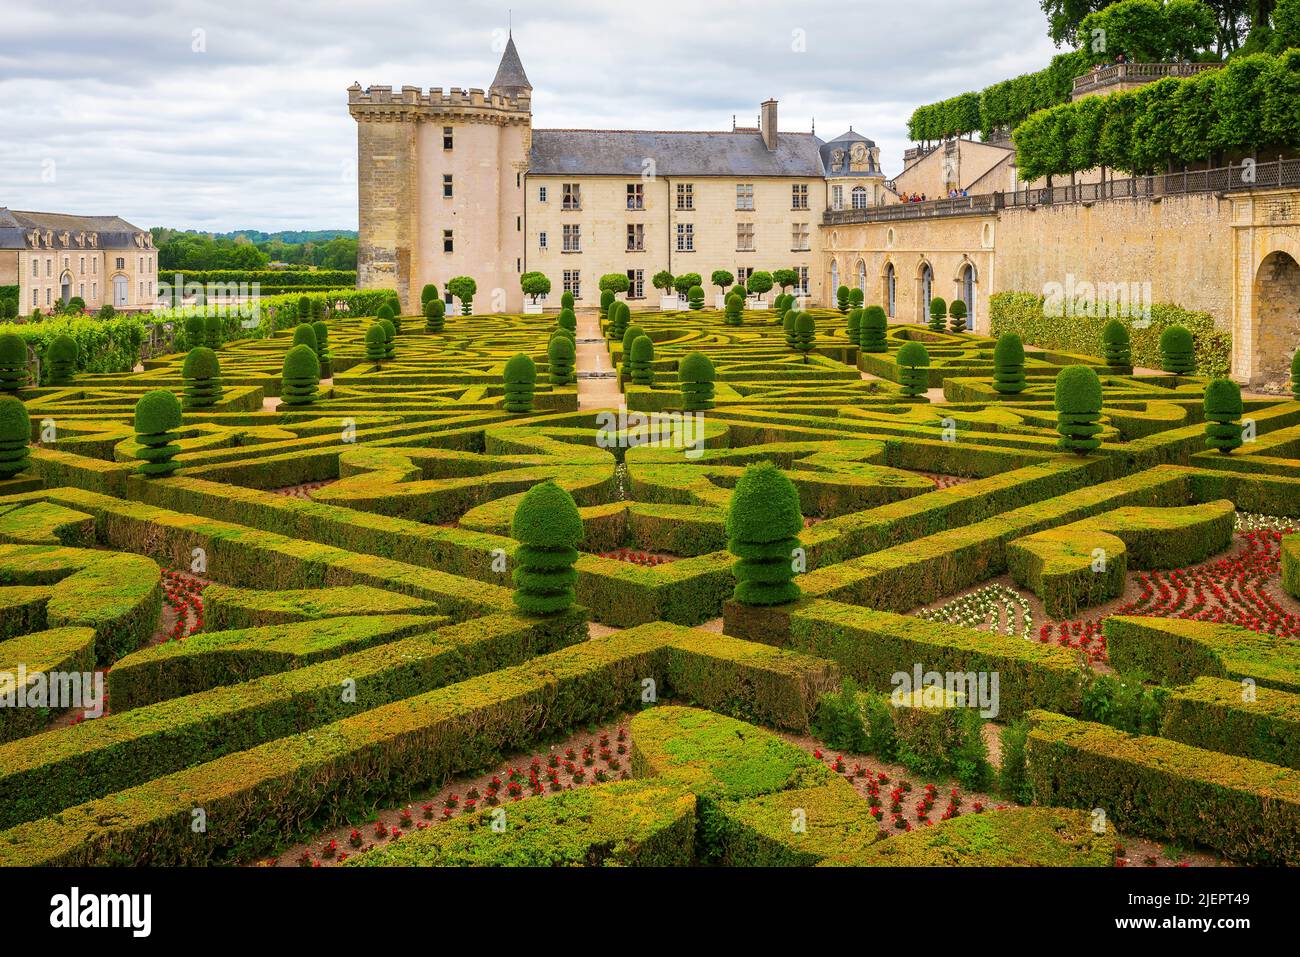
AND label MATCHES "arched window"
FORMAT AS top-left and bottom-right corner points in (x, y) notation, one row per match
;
(856, 259), (866, 295)
(920, 263), (933, 322)
(830, 260), (839, 296)
(851, 186), (867, 209)
(885, 264), (896, 318)
(961, 264), (976, 325)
